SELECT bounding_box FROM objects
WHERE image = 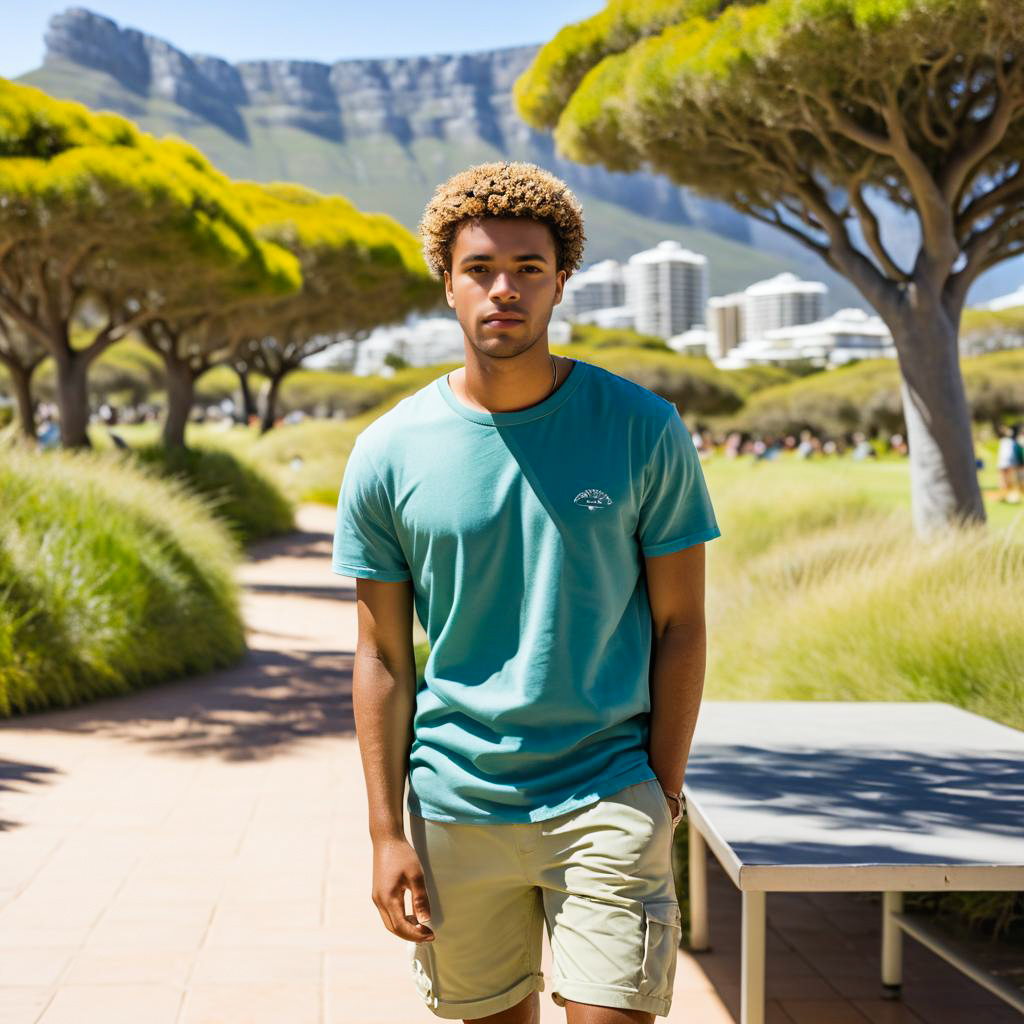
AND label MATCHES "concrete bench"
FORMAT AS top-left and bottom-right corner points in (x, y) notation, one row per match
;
(683, 701), (1024, 1024)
